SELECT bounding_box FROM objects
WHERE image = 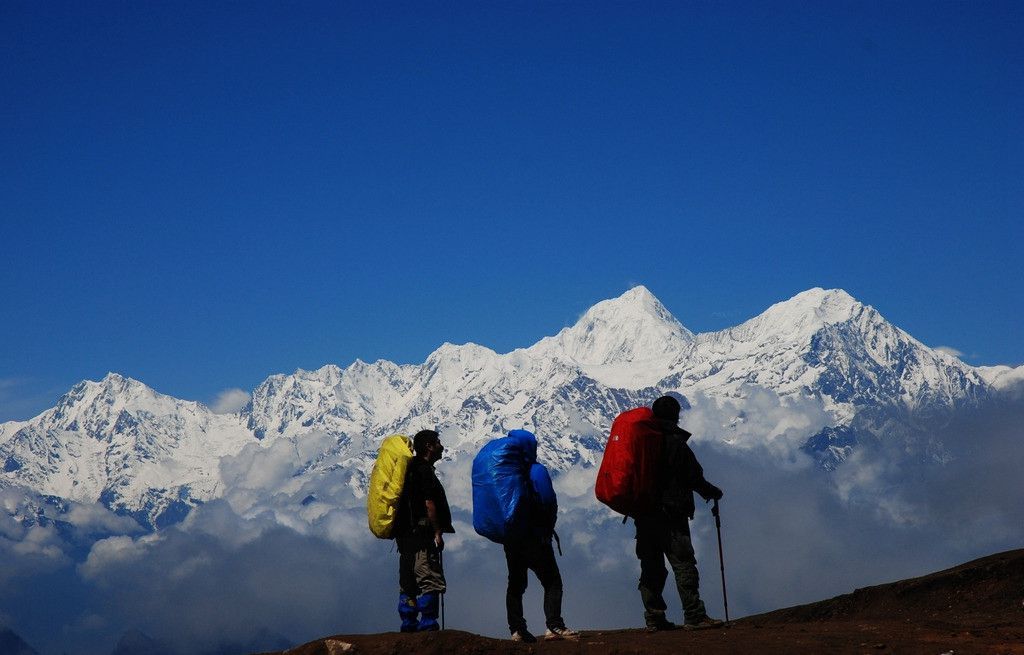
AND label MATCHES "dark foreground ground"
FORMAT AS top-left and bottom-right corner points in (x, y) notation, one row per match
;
(265, 549), (1024, 655)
